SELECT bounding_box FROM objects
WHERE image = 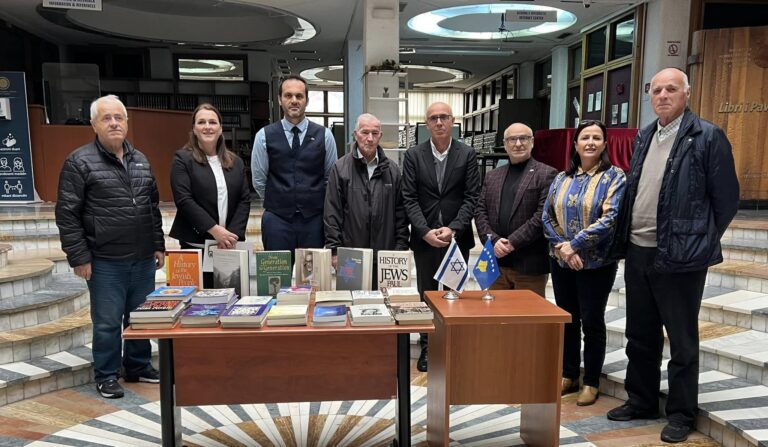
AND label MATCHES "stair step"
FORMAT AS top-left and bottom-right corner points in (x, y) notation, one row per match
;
(599, 344), (768, 447)
(0, 273), (89, 329)
(0, 307), (92, 365)
(0, 341), (158, 406)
